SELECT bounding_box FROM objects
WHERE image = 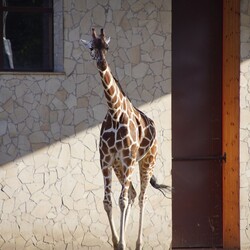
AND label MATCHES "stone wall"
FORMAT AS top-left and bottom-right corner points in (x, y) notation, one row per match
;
(240, 0), (250, 249)
(0, 0), (172, 249)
